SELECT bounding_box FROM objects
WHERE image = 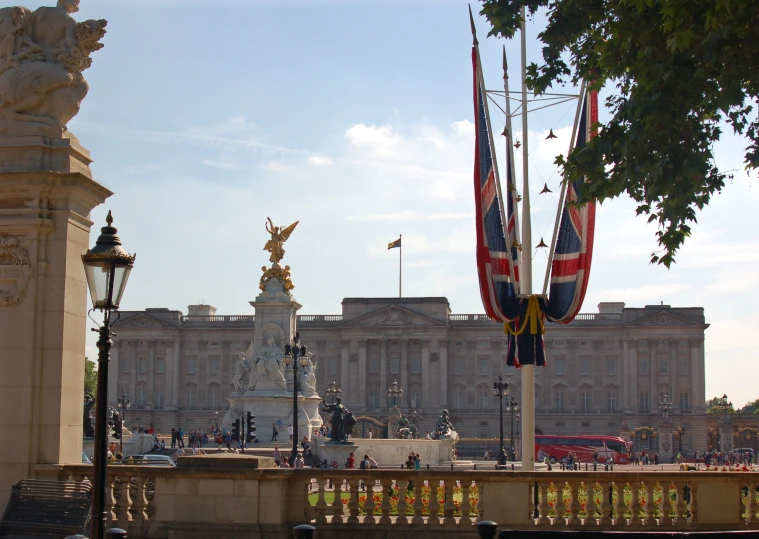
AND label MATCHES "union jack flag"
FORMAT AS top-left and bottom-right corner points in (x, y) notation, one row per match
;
(545, 90), (598, 324)
(472, 47), (521, 322)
